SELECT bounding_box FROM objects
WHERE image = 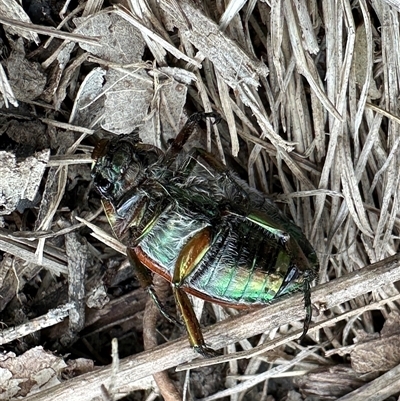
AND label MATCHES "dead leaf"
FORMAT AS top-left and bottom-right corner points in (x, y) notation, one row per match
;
(64, 358), (95, 378)
(294, 365), (374, 400)
(69, 67), (106, 129)
(0, 149), (49, 215)
(0, 0), (40, 43)
(75, 13), (145, 63)
(5, 40), (46, 102)
(381, 310), (400, 337)
(350, 312), (400, 374)
(101, 68), (153, 134)
(139, 76), (188, 145)
(351, 333), (400, 373)
(0, 346), (67, 398)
